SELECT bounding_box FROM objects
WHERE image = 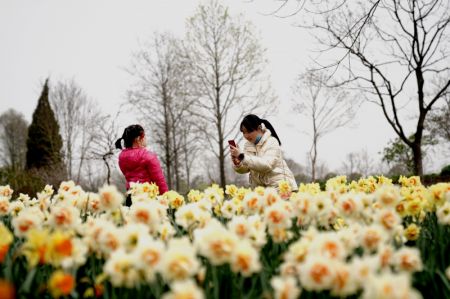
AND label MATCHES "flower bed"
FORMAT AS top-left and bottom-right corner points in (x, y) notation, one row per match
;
(0, 176), (449, 298)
